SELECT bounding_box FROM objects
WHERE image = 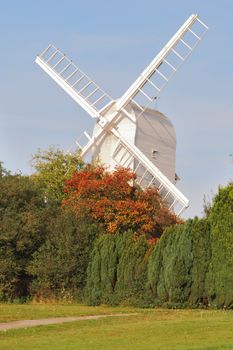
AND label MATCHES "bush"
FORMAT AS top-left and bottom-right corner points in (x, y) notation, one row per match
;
(189, 218), (210, 305)
(147, 218), (211, 307)
(115, 233), (150, 306)
(148, 222), (192, 305)
(0, 174), (48, 301)
(205, 184), (233, 308)
(28, 210), (99, 301)
(85, 231), (150, 306)
(84, 234), (118, 305)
